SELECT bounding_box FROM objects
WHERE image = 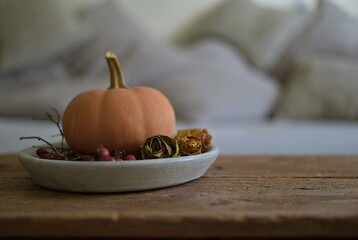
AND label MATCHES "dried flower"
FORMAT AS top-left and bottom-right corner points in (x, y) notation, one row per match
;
(141, 135), (180, 159)
(175, 128), (212, 151)
(178, 136), (202, 156)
